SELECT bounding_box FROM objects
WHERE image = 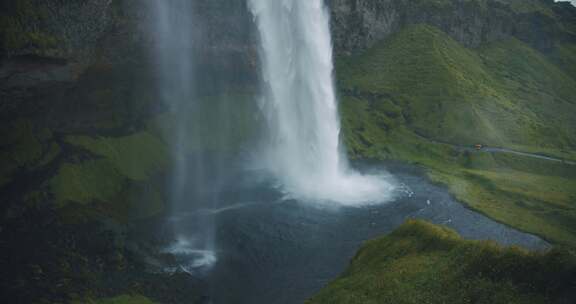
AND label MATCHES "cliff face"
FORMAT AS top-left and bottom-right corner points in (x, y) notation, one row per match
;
(2, 0), (574, 92)
(0, 0), (256, 94)
(329, 0), (576, 56)
(0, 0), (575, 303)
